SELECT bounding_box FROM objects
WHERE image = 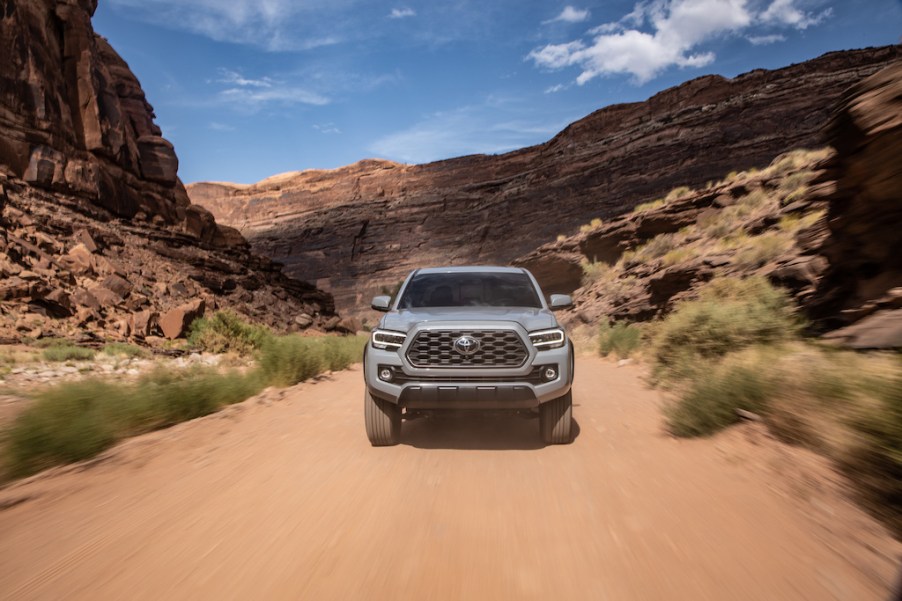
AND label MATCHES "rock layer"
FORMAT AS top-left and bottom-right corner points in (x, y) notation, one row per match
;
(190, 46), (902, 318)
(0, 0), (338, 342)
(812, 61), (902, 348)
